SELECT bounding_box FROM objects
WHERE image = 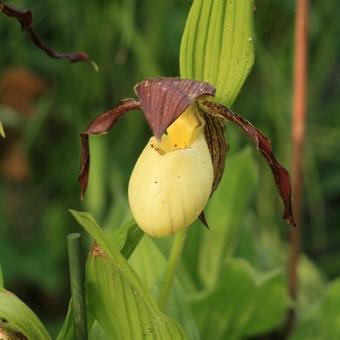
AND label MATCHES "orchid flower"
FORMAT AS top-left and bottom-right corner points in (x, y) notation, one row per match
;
(79, 77), (295, 237)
